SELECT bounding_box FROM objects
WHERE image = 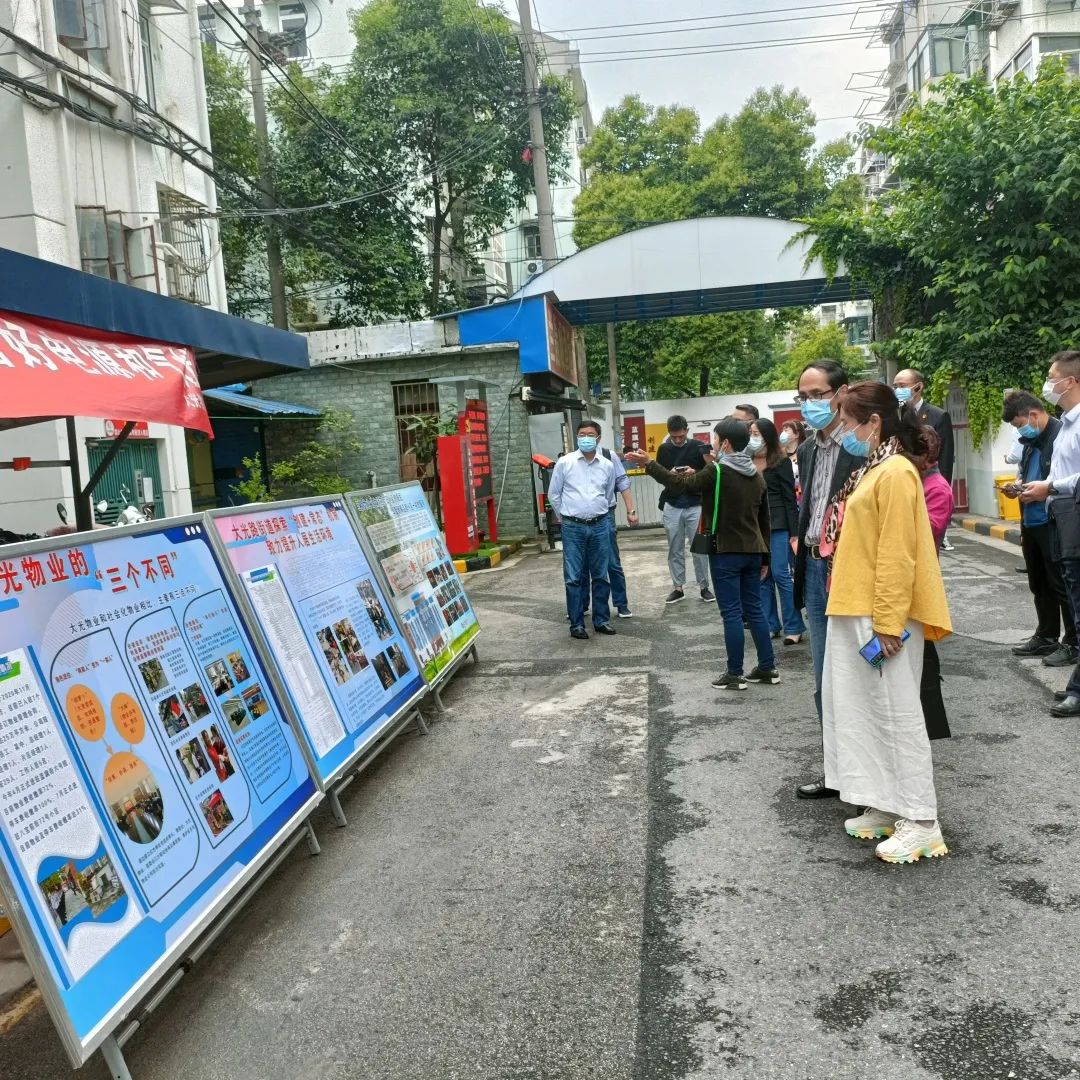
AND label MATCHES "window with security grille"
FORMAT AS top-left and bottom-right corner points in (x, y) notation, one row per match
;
(522, 224), (542, 260)
(279, 2), (307, 59)
(393, 381), (442, 488)
(54, 0), (109, 71)
(157, 189), (211, 307)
